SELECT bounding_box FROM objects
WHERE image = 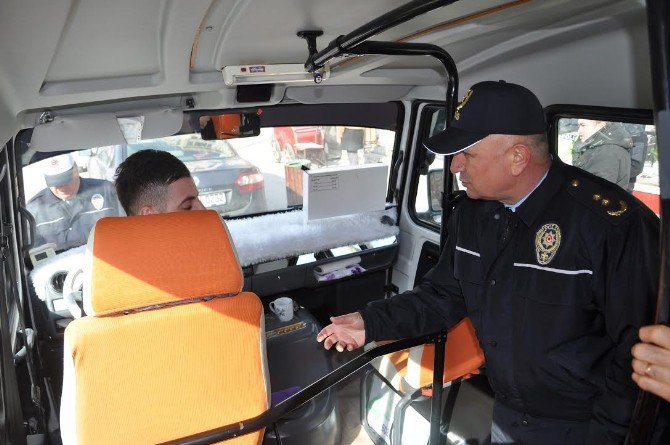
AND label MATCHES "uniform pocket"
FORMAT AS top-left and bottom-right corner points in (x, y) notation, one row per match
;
(513, 262), (594, 308)
(454, 246), (485, 310)
(453, 246), (484, 282)
(36, 217), (68, 243)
